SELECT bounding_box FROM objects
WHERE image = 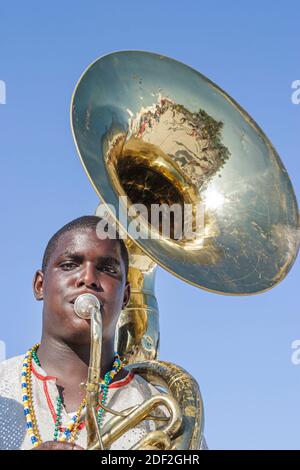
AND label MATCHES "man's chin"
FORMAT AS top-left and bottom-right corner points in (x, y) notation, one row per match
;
(57, 316), (91, 345)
